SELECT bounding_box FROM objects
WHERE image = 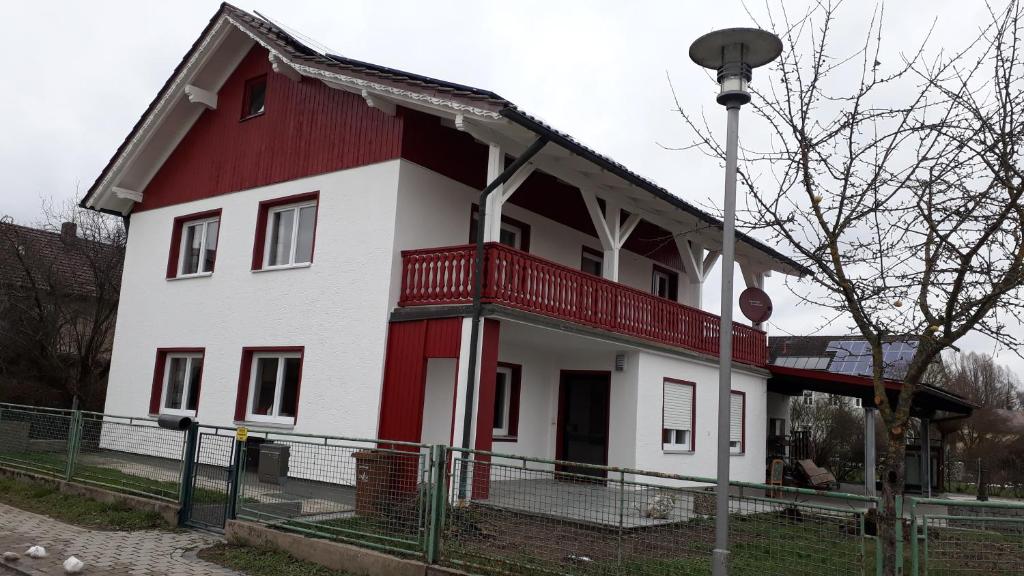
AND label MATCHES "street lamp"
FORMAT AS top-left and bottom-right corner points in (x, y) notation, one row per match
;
(689, 28), (782, 576)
